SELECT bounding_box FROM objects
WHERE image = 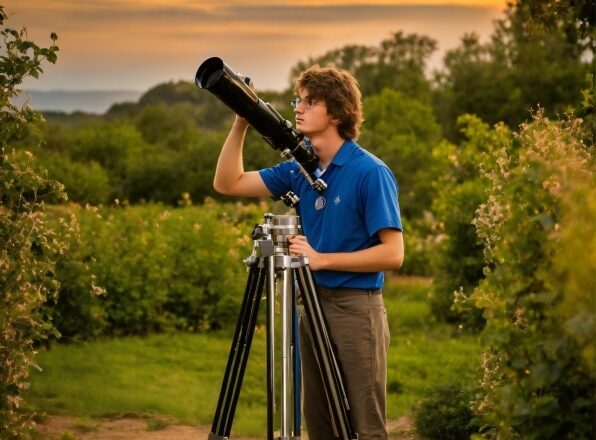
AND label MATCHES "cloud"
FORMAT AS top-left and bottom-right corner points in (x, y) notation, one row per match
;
(6, 0), (503, 91)
(7, 1), (501, 28)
